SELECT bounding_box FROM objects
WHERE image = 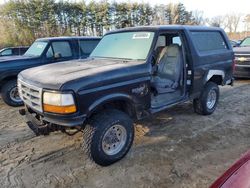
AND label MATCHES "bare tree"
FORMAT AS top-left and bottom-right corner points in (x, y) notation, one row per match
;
(209, 16), (225, 28)
(224, 13), (242, 33)
(192, 10), (206, 25)
(152, 5), (166, 25)
(244, 14), (250, 31)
